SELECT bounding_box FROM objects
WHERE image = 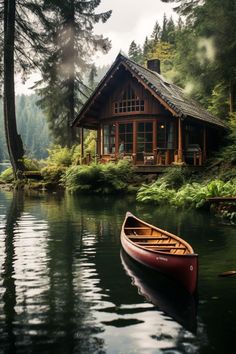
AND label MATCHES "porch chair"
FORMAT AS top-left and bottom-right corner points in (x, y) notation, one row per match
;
(143, 152), (155, 165)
